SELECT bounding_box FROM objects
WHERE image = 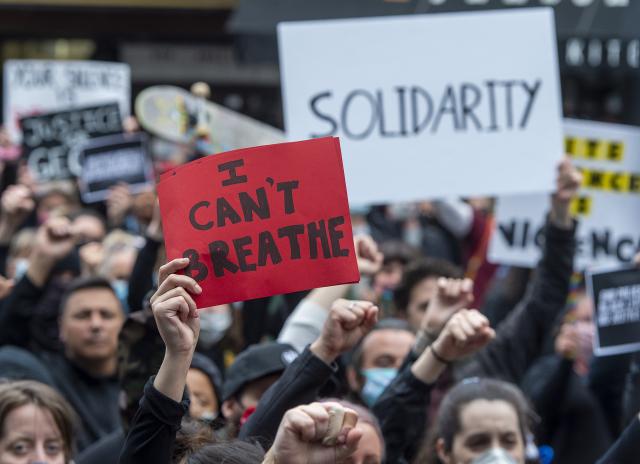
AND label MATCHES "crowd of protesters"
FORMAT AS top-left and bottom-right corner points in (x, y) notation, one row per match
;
(0, 113), (638, 464)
